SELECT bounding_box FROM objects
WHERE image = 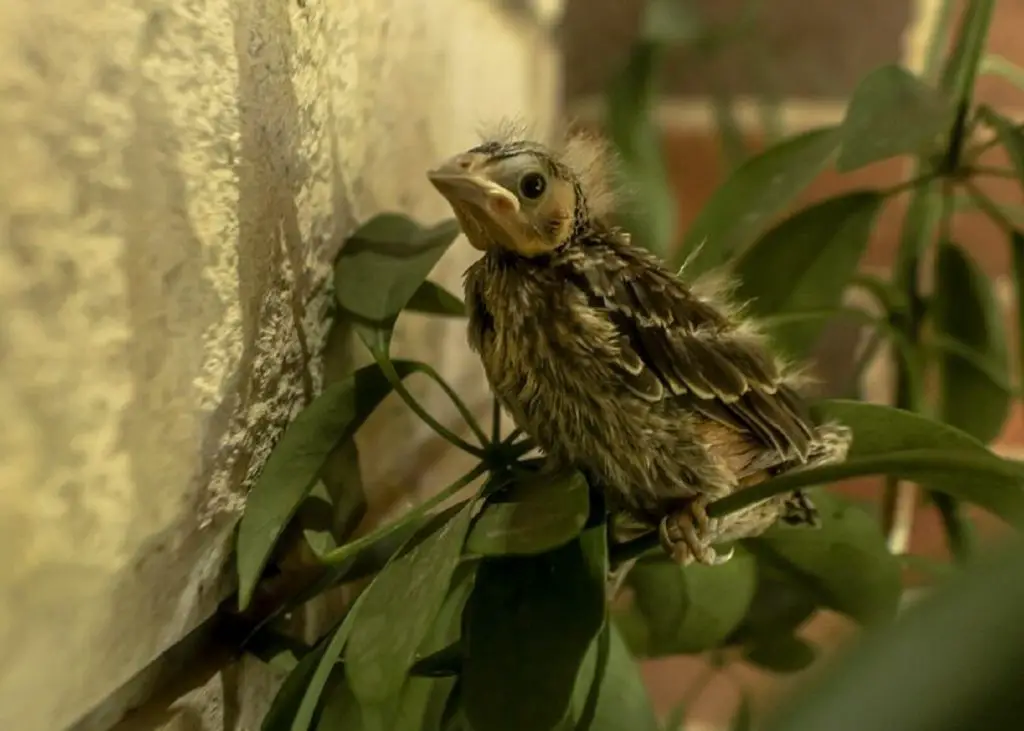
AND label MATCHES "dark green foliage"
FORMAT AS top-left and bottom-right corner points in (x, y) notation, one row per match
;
(235, 3), (1024, 729)
(836, 65), (952, 172)
(933, 241), (1012, 443)
(463, 529), (606, 731)
(733, 191), (884, 357)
